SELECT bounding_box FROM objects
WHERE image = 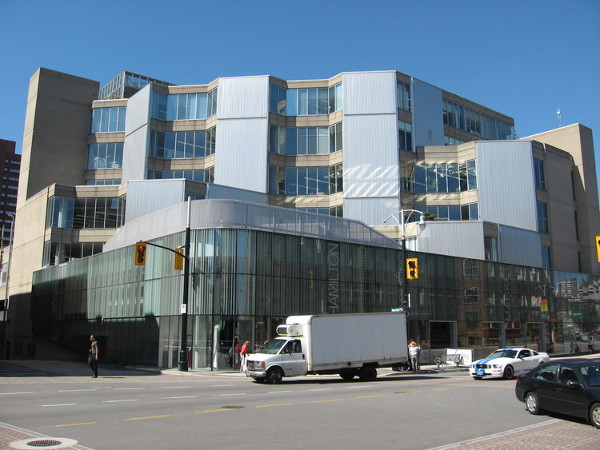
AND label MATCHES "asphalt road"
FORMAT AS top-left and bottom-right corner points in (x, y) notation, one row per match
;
(1, 360), (599, 449)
